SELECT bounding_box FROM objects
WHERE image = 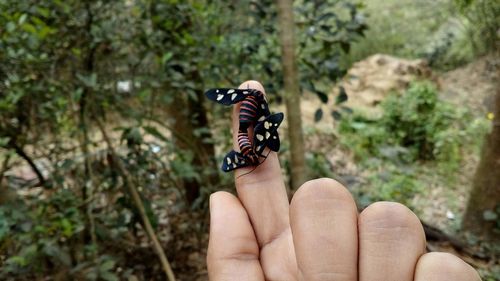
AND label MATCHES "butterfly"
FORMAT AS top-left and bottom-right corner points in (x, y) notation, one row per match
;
(205, 88), (284, 172)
